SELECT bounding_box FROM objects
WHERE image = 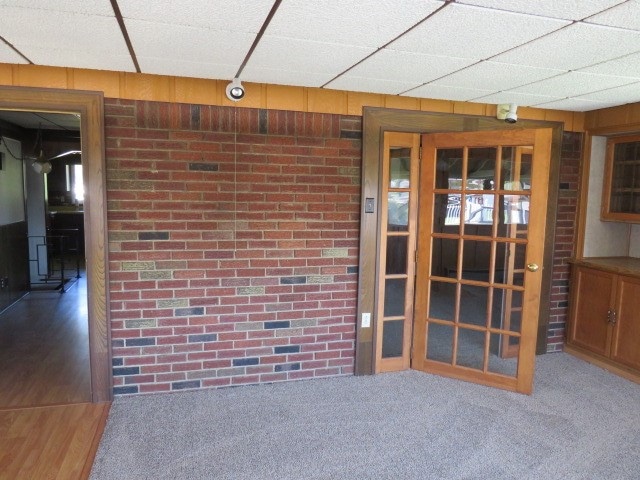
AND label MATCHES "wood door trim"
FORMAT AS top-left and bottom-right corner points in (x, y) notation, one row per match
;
(0, 86), (111, 402)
